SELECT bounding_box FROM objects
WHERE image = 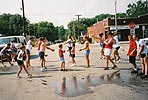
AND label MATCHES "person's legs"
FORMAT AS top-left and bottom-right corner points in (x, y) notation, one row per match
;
(129, 56), (138, 73)
(108, 56), (116, 66)
(17, 65), (22, 77)
(85, 50), (90, 67)
(85, 55), (90, 67)
(105, 56), (109, 69)
(6, 54), (13, 66)
(11, 51), (16, 61)
(26, 53), (29, 68)
(26, 49), (32, 68)
(72, 58), (74, 64)
(41, 59), (44, 68)
(140, 58), (145, 73)
(62, 62), (65, 70)
(22, 64), (31, 76)
(28, 53), (31, 67)
(143, 57), (148, 75)
(60, 62), (63, 70)
(116, 50), (121, 60)
(43, 59), (46, 67)
(115, 47), (121, 60)
(0, 55), (5, 66)
(113, 49), (117, 61)
(72, 54), (76, 64)
(100, 48), (104, 59)
(131, 63), (137, 70)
